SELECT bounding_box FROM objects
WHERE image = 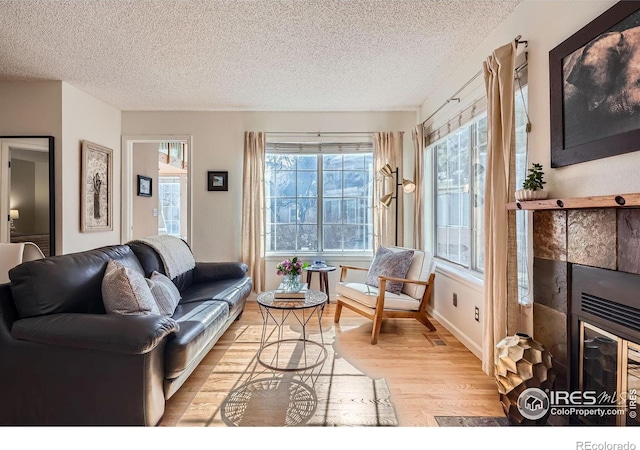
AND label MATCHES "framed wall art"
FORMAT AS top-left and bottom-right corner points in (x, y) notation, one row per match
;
(550, 1), (640, 167)
(81, 140), (113, 232)
(207, 171), (228, 191)
(137, 175), (152, 197)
